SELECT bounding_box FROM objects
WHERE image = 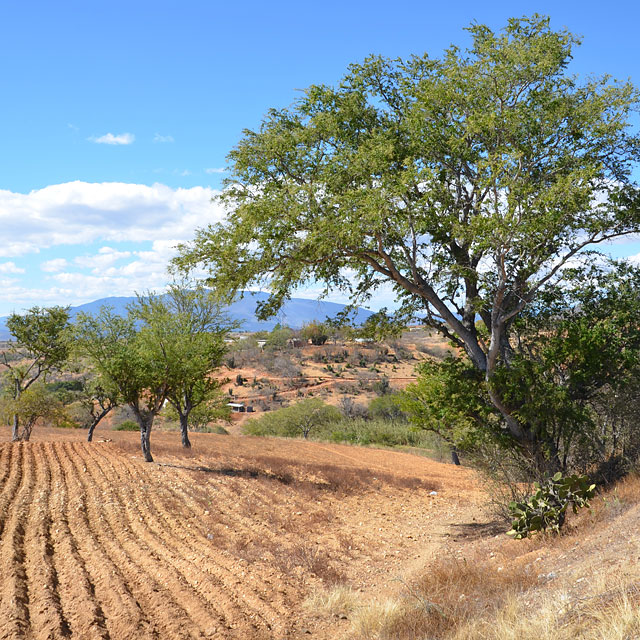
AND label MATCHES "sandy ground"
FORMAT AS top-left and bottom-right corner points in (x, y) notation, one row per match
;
(0, 427), (488, 639)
